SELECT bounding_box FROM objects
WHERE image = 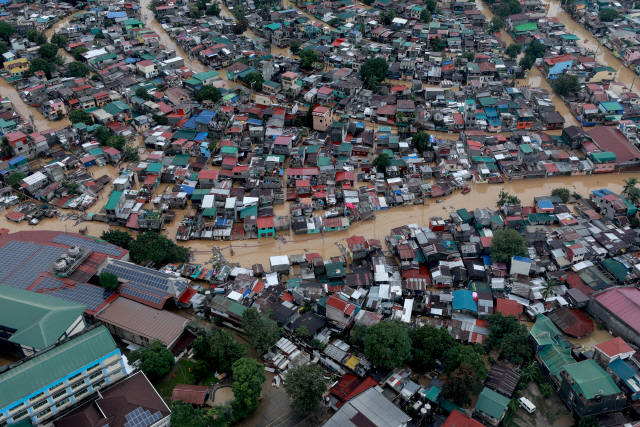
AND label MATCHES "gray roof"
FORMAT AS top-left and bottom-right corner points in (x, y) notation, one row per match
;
(322, 388), (411, 427)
